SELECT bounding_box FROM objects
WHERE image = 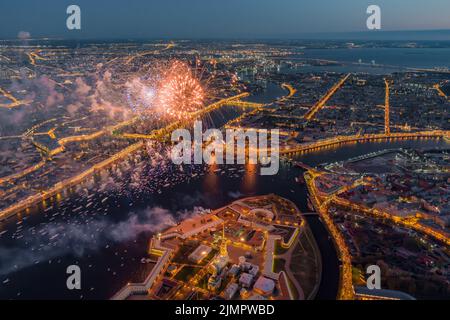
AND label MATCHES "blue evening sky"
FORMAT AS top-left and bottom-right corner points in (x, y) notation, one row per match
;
(0, 0), (449, 39)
